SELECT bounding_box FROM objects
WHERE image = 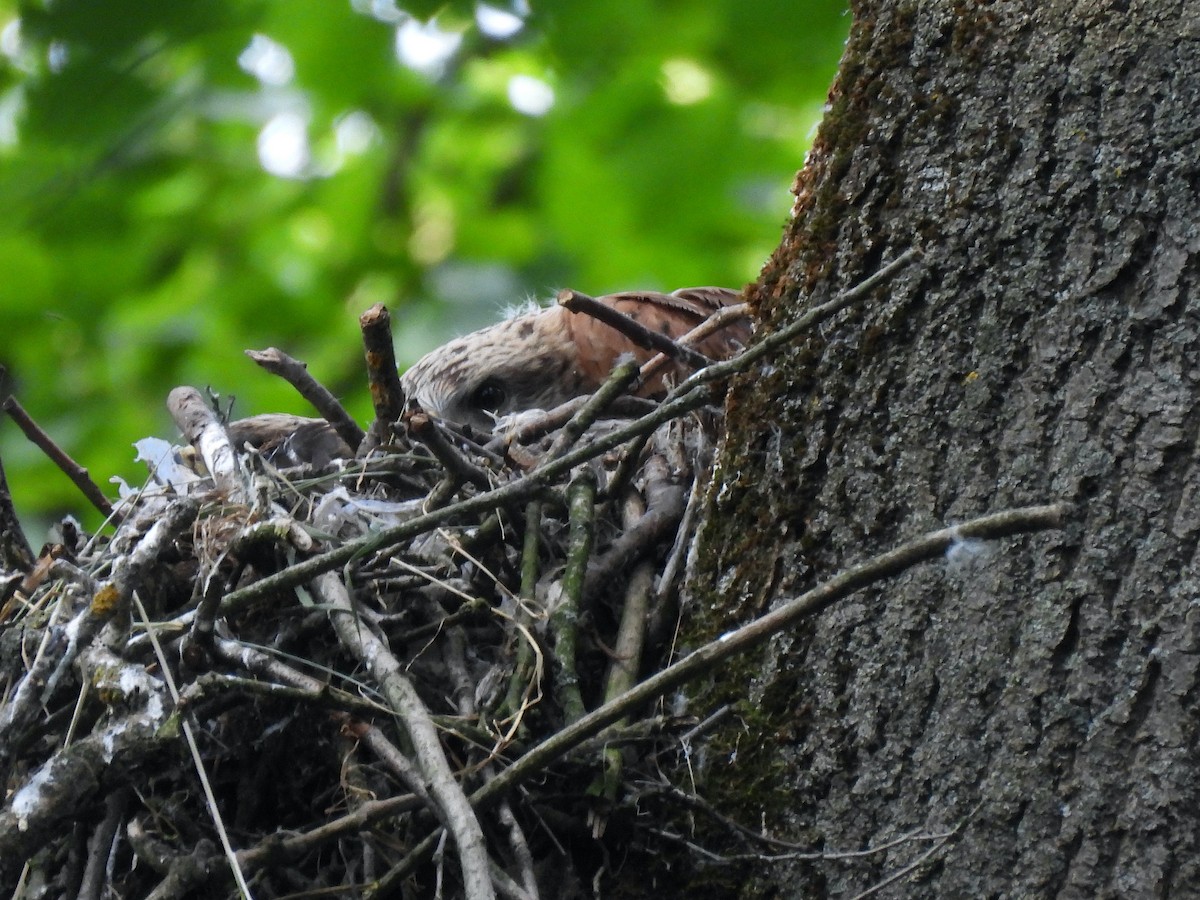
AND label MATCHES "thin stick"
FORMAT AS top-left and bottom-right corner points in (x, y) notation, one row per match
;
(552, 472), (595, 726)
(353, 721), (439, 810)
(358, 303), (406, 455)
(489, 396), (657, 450)
(407, 412), (493, 487)
(584, 461), (686, 604)
(78, 789), (129, 900)
(208, 637), (391, 718)
(497, 800), (537, 899)
(545, 360), (641, 460)
(672, 247), (923, 396)
(0, 449), (34, 572)
(558, 289), (716, 372)
(234, 794), (423, 871)
(2, 395), (114, 518)
(244, 347), (365, 452)
(596, 491), (655, 822)
(639, 302), (751, 385)
(845, 811), (971, 900)
(499, 501), (543, 720)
